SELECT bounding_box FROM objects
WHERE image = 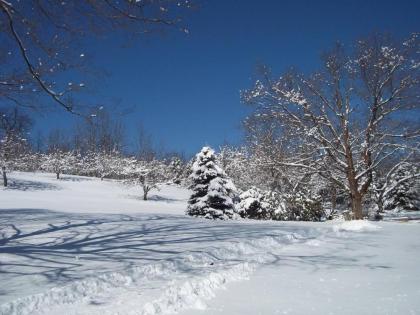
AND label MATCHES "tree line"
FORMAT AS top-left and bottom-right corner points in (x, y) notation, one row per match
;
(1, 107), (418, 220)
